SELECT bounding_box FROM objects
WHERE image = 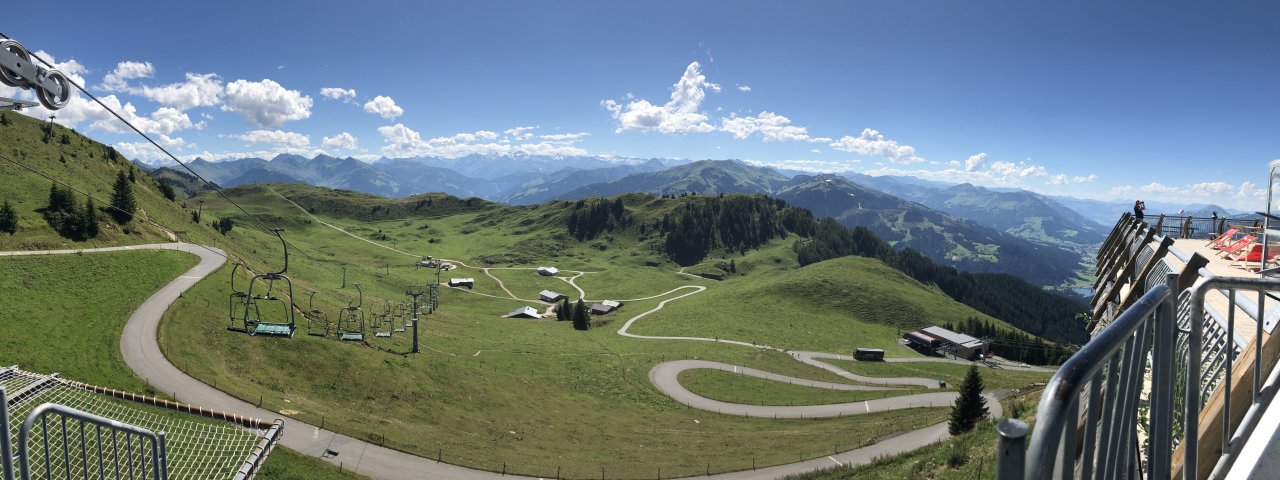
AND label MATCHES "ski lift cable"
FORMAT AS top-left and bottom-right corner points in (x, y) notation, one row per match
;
(1, 33), (342, 282)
